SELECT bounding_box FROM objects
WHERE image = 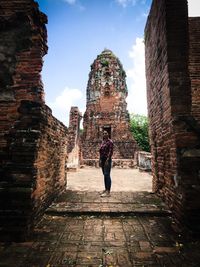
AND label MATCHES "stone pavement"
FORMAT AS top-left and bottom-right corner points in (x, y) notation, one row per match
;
(46, 191), (169, 216)
(0, 169), (200, 267)
(66, 168), (152, 192)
